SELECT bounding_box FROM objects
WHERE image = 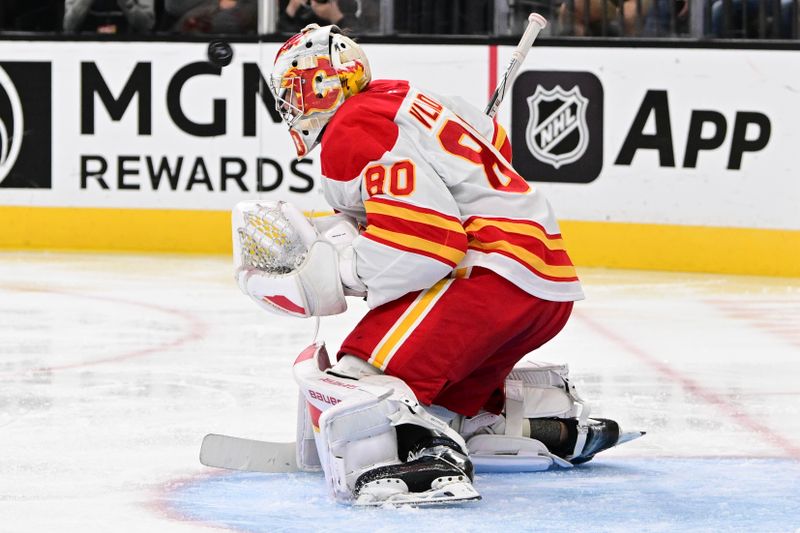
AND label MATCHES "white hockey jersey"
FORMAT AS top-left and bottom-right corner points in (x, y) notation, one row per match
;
(320, 80), (584, 308)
